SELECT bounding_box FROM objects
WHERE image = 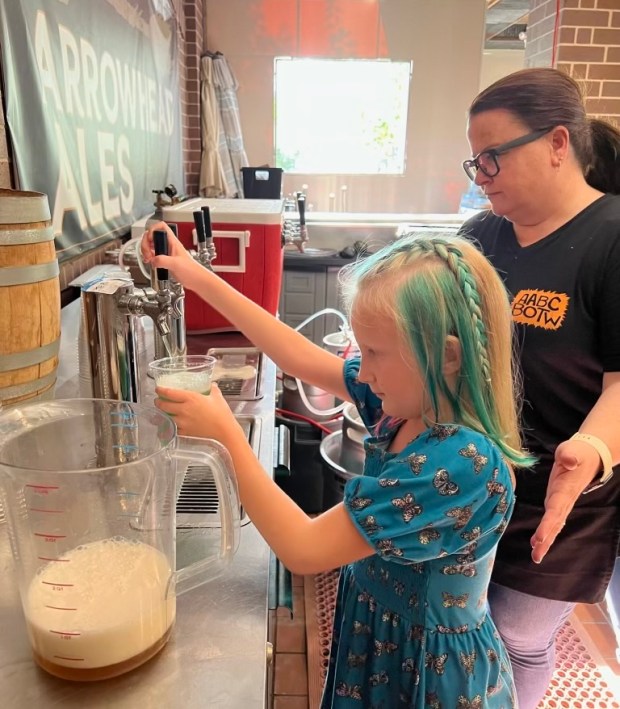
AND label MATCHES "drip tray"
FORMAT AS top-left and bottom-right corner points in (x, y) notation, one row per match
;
(176, 415), (261, 529)
(207, 347), (263, 400)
